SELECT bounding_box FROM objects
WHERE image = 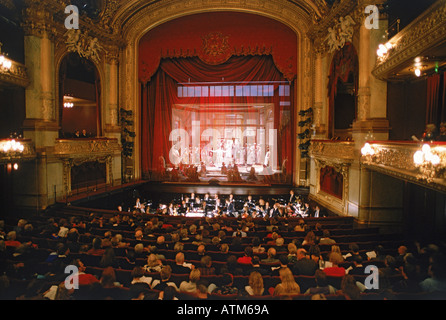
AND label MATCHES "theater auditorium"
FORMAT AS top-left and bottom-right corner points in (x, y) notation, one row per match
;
(0, 0), (446, 302)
